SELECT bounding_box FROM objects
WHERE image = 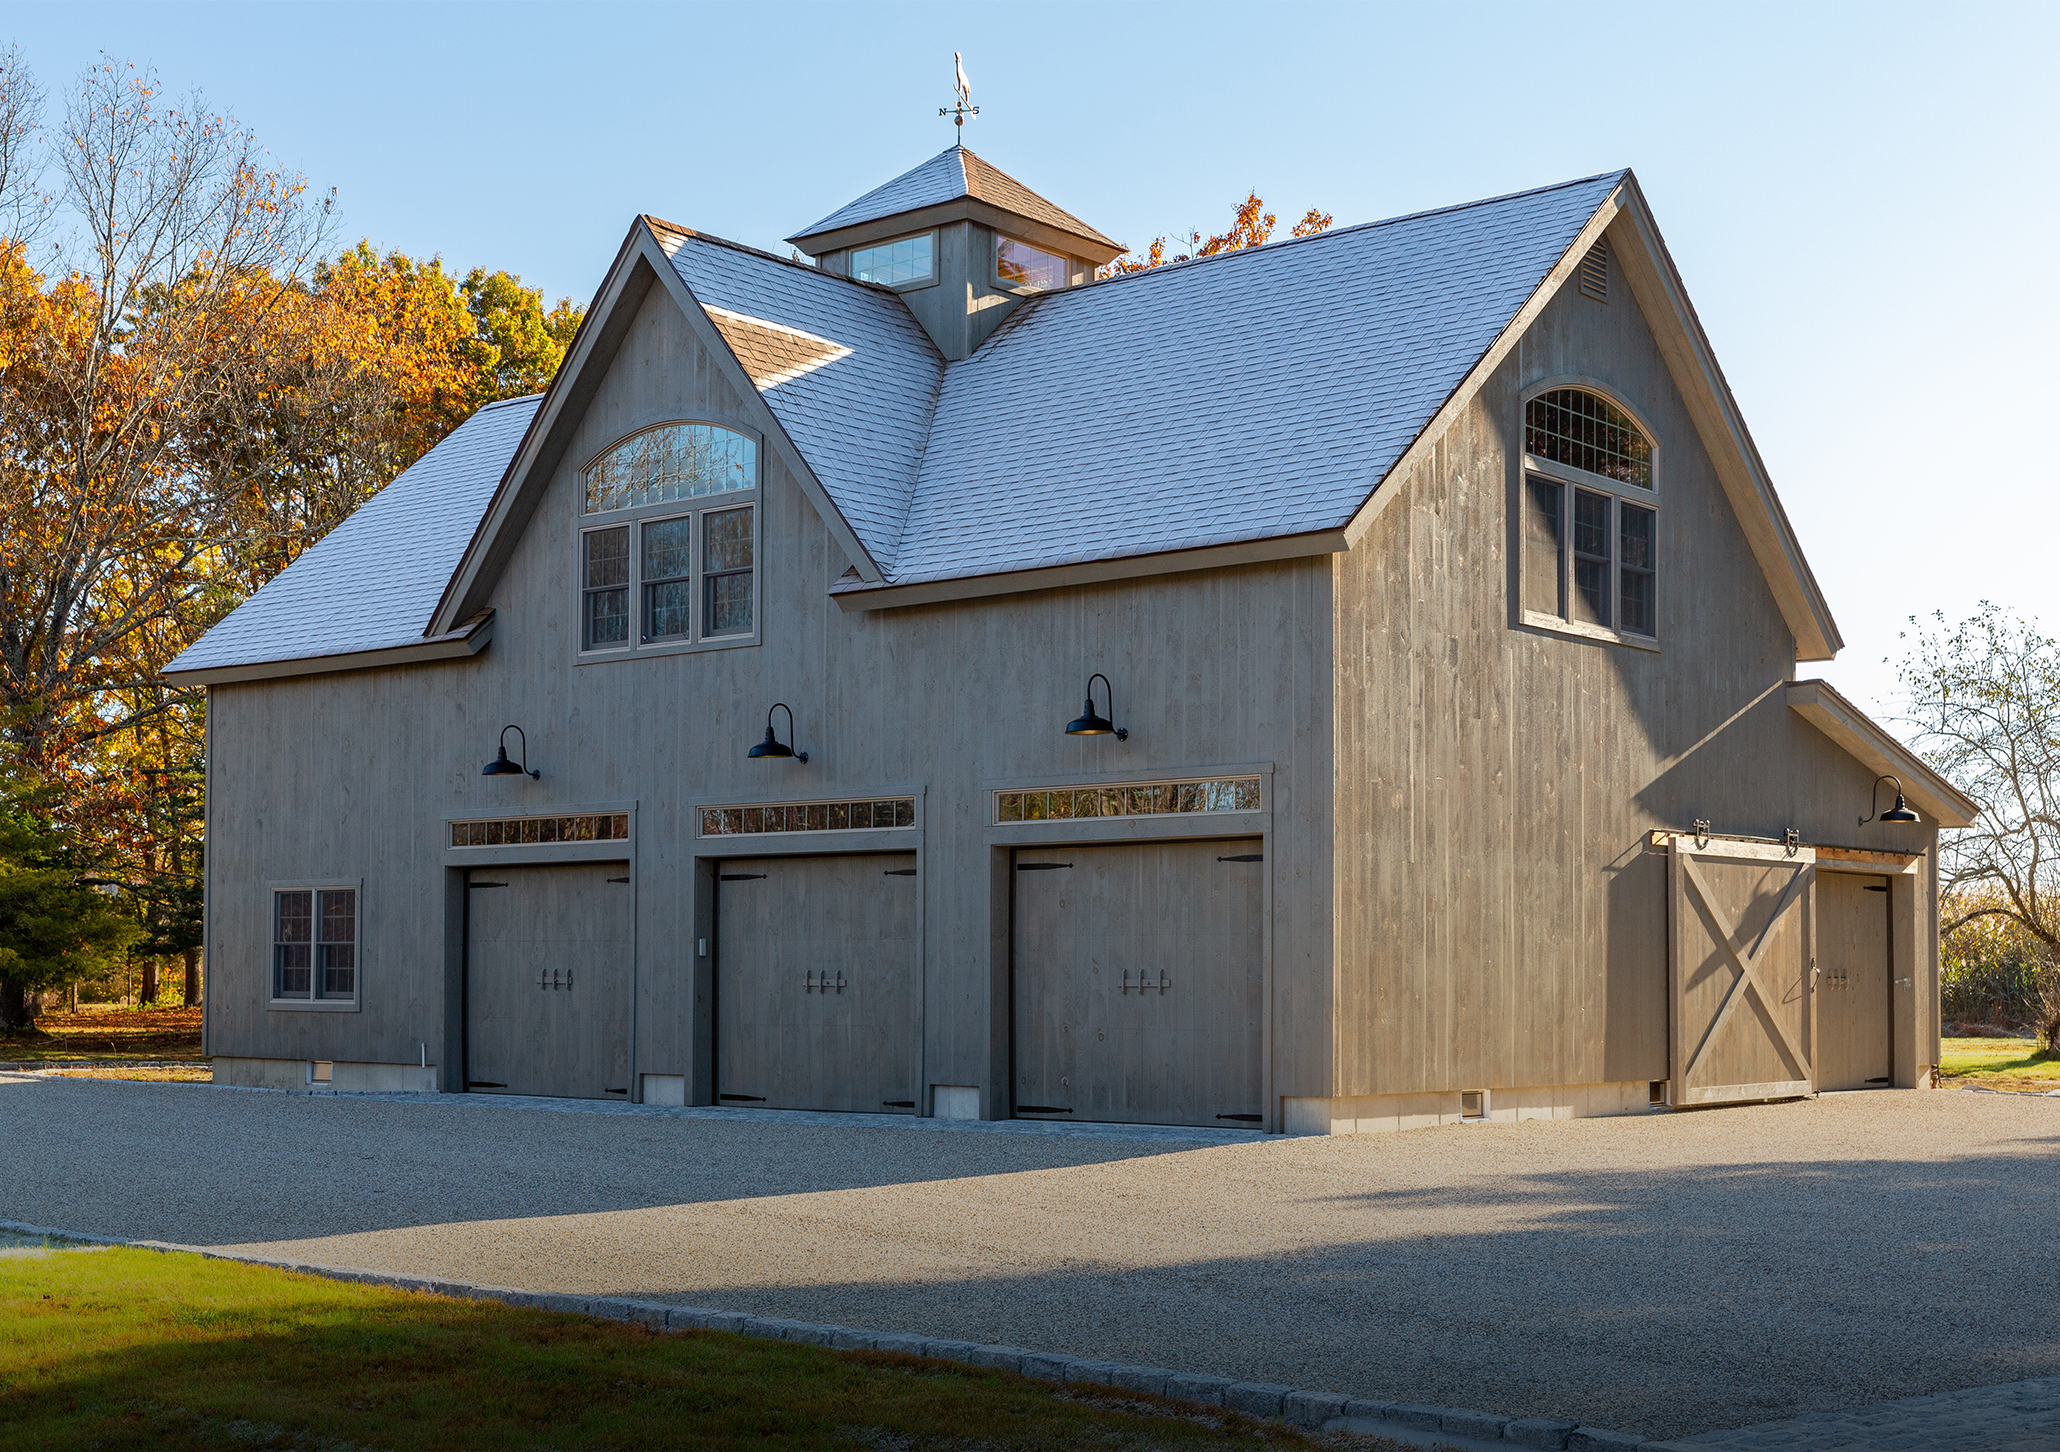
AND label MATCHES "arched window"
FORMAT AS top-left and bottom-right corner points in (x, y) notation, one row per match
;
(578, 423), (760, 654)
(1524, 388), (1651, 489)
(584, 422), (756, 513)
(1520, 388), (1658, 643)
